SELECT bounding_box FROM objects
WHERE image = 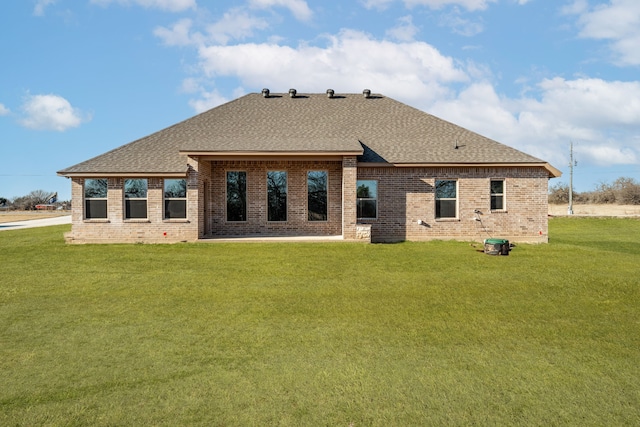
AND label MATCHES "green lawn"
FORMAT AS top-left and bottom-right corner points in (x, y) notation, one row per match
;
(1, 218), (639, 426)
